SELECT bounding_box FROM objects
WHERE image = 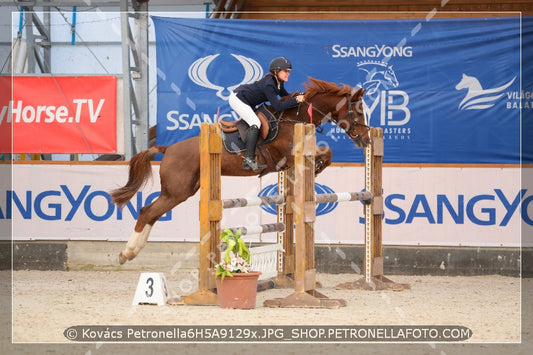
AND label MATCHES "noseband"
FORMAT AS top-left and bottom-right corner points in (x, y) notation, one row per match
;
(338, 94), (371, 137)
